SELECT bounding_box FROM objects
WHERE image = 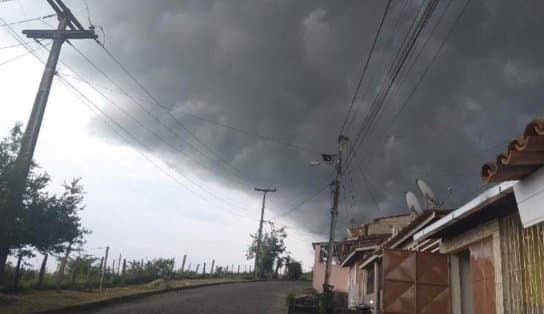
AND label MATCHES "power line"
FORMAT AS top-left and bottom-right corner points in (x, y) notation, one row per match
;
(0, 40), (32, 50)
(1, 17), (254, 221)
(97, 44), (256, 186)
(346, 0), (441, 170)
(0, 13), (56, 27)
(64, 42), (253, 188)
(385, 0), (472, 135)
(57, 75), (255, 220)
(0, 41), (49, 67)
(274, 183), (330, 218)
(43, 15), (255, 188)
(339, 0), (393, 135)
(55, 71), (317, 154)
